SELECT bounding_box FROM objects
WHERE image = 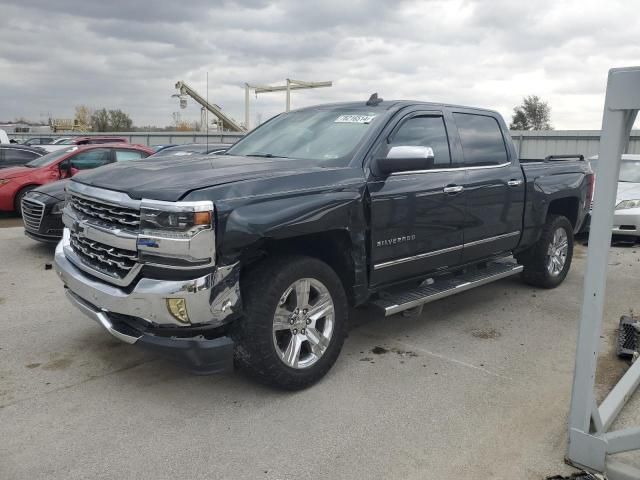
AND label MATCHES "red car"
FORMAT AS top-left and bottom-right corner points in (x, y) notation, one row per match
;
(0, 144), (154, 214)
